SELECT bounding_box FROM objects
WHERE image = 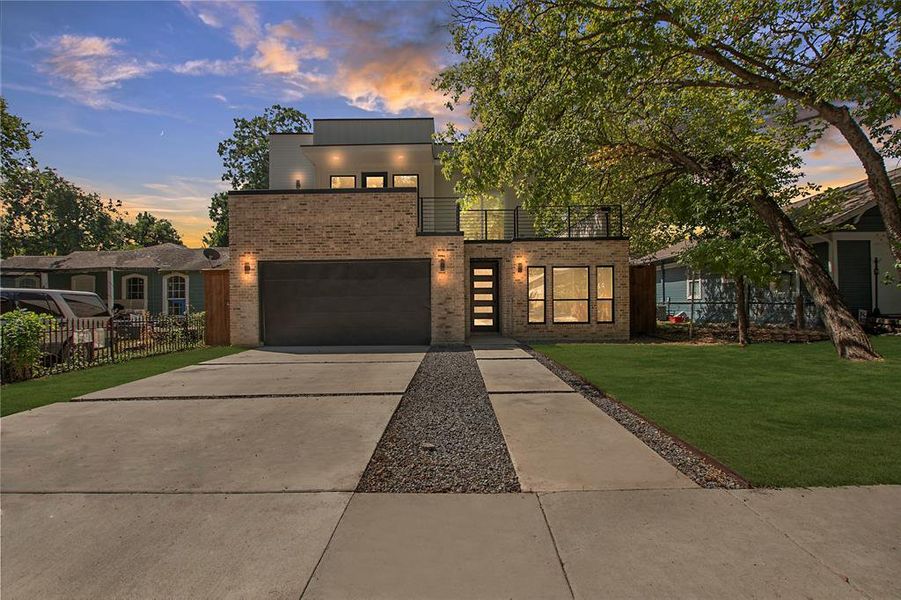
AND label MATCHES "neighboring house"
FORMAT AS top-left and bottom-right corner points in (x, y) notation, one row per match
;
(1, 243), (228, 315)
(637, 168), (901, 323)
(230, 117), (630, 345)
